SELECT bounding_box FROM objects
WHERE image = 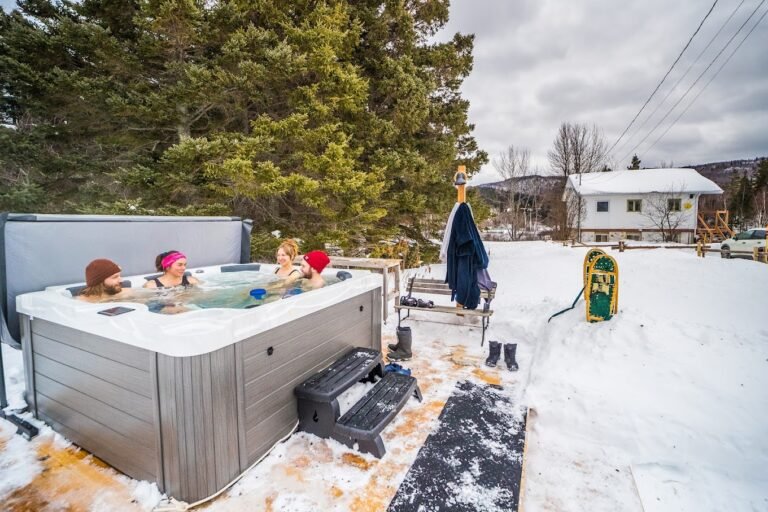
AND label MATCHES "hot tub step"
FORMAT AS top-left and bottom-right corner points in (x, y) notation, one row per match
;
(332, 372), (422, 458)
(295, 347), (383, 438)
